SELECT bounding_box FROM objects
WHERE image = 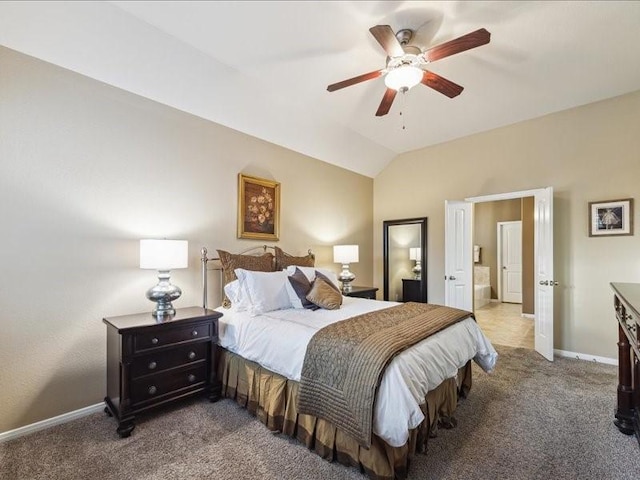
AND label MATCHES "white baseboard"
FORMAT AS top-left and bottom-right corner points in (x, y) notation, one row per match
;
(521, 313), (535, 319)
(554, 349), (618, 366)
(0, 403), (104, 443)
